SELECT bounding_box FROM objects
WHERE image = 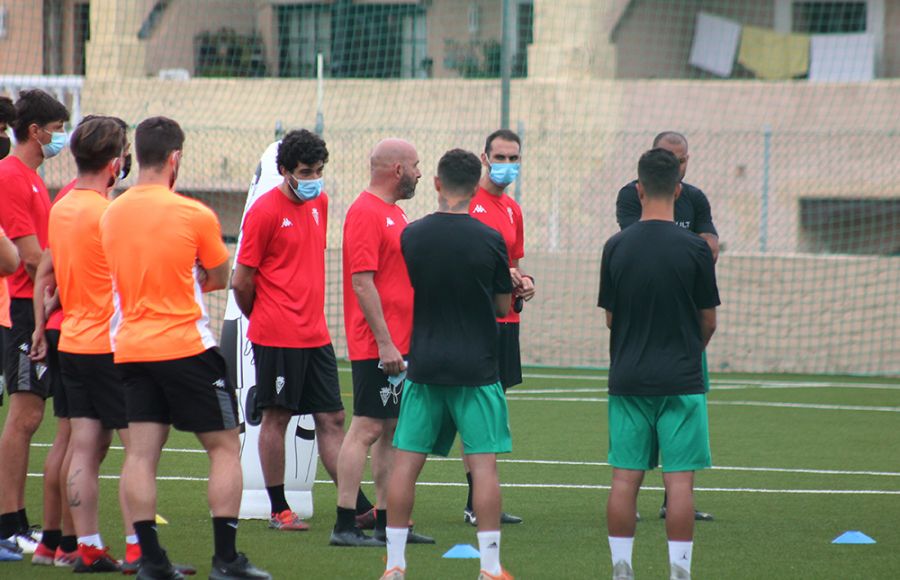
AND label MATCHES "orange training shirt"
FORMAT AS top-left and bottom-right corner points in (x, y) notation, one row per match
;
(49, 188), (115, 354)
(100, 184), (229, 363)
